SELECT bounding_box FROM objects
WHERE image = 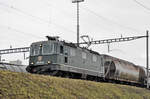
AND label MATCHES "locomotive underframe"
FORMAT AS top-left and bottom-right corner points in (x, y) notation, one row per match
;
(27, 63), (104, 79)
